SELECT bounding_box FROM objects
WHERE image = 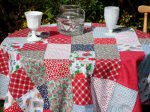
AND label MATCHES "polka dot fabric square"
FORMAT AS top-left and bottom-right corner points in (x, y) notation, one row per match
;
(72, 77), (93, 105)
(44, 44), (71, 59)
(9, 68), (35, 99)
(44, 59), (71, 80)
(91, 78), (115, 112)
(4, 102), (23, 112)
(94, 44), (120, 59)
(93, 59), (121, 81)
